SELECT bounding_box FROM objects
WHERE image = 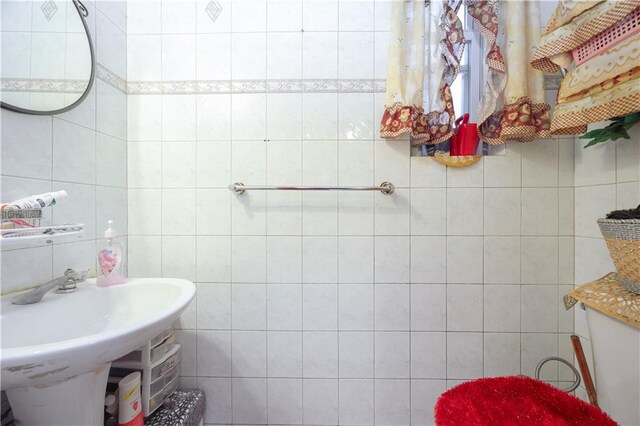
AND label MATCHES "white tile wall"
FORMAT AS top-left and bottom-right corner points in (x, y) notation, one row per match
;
(1, 0), (127, 295)
(125, 0), (584, 424)
(572, 125), (640, 400)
